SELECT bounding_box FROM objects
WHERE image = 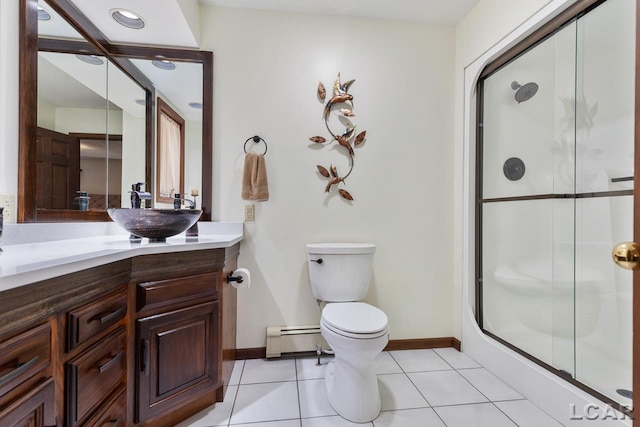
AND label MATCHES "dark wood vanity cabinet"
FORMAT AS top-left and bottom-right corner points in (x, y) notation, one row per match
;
(131, 249), (234, 426)
(0, 379), (55, 427)
(136, 300), (219, 422)
(0, 321), (55, 427)
(63, 286), (128, 427)
(0, 243), (240, 427)
(134, 272), (221, 422)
